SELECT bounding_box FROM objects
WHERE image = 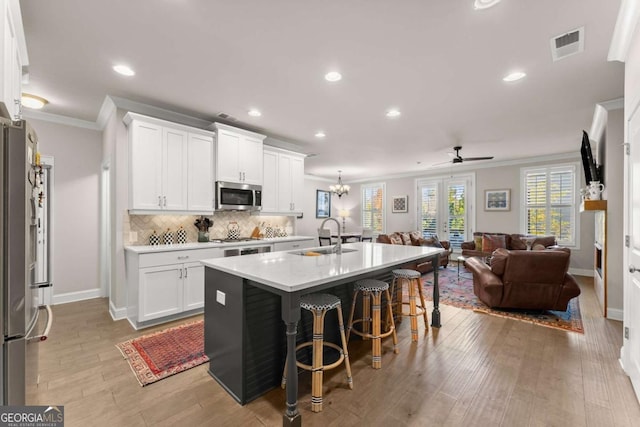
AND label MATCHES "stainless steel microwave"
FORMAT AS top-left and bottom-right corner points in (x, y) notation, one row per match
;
(215, 181), (262, 211)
